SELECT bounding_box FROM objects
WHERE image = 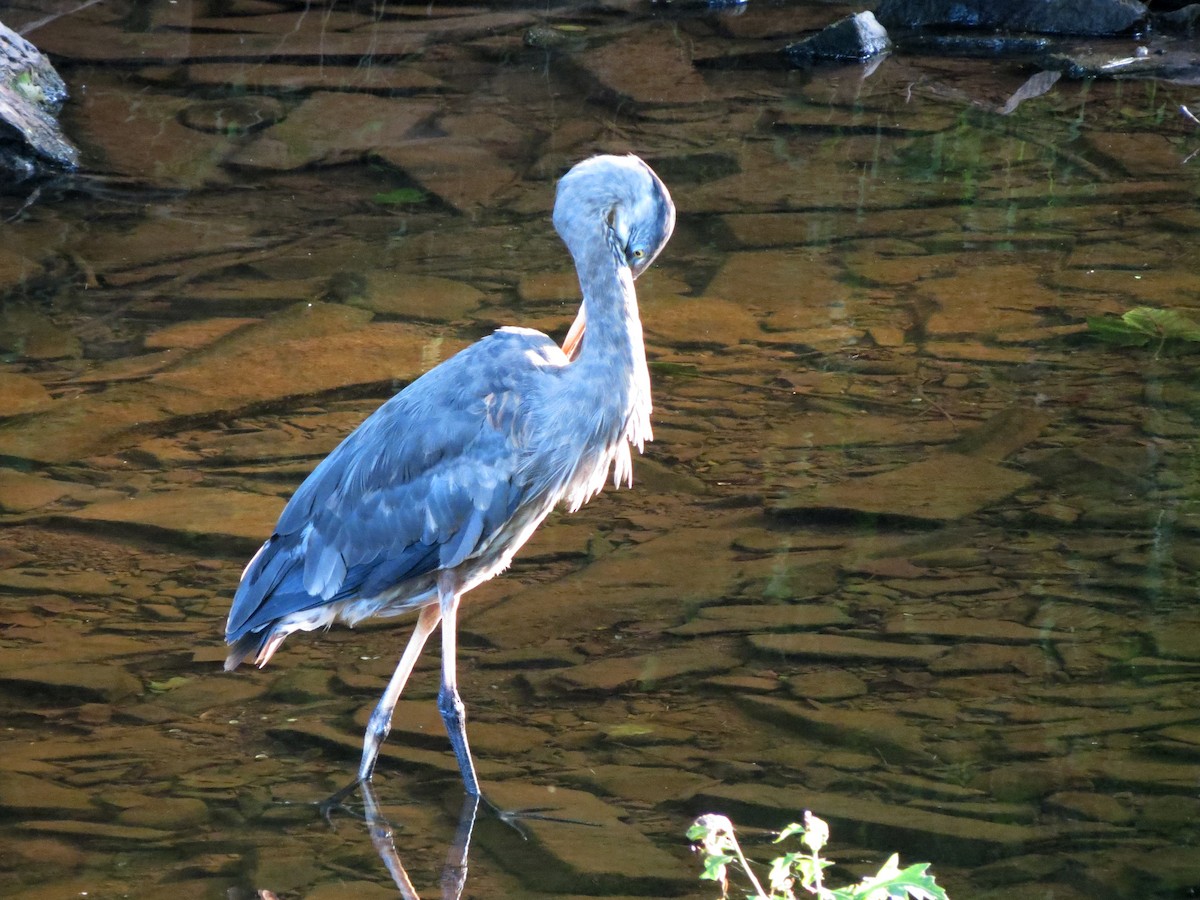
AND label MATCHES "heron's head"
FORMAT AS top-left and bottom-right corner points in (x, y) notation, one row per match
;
(553, 154), (675, 279)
